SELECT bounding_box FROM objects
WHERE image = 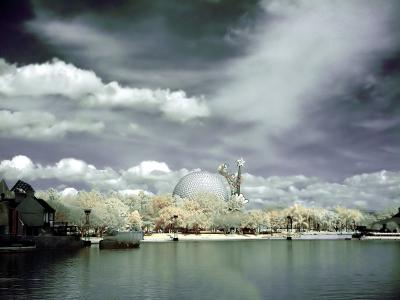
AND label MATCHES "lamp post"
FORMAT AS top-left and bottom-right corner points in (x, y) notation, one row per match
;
(84, 209), (91, 242)
(173, 215), (179, 241)
(287, 215), (293, 240)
